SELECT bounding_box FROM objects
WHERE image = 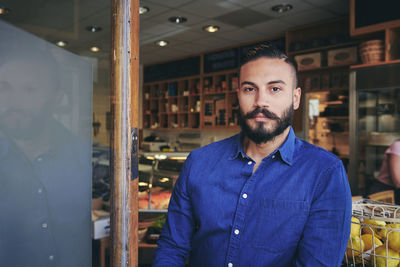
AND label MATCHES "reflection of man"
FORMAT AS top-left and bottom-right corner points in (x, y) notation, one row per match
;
(154, 44), (351, 266)
(0, 51), (91, 266)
